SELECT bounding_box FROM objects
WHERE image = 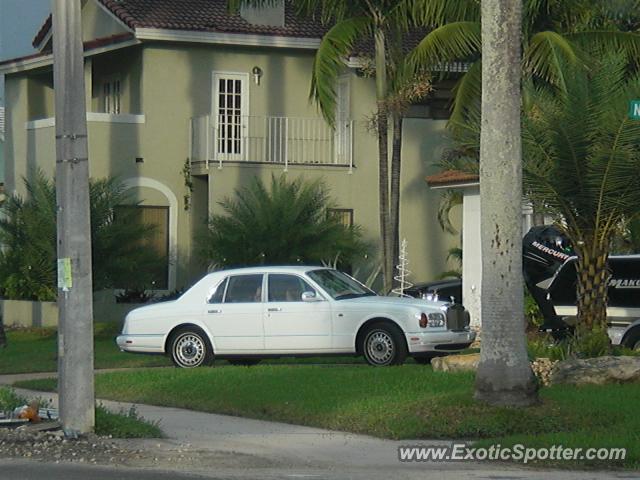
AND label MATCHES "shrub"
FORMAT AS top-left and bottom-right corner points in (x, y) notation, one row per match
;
(0, 173), (165, 301)
(198, 174), (368, 269)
